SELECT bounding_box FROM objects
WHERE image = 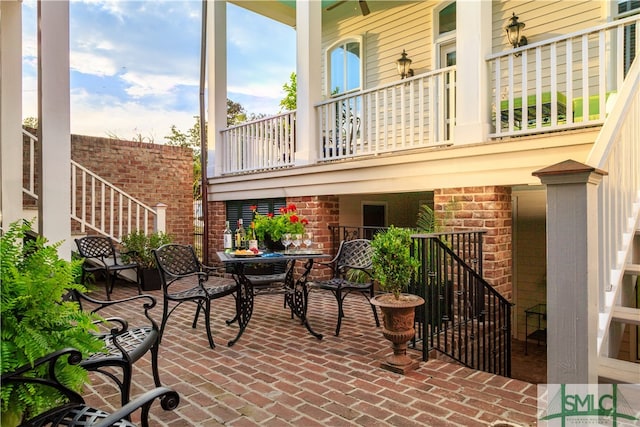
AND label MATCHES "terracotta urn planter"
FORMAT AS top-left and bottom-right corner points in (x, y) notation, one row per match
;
(371, 293), (425, 374)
